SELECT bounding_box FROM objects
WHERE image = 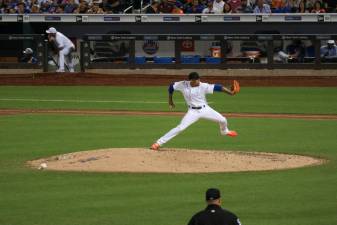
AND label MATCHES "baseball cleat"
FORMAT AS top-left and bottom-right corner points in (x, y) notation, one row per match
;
(150, 143), (160, 150)
(56, 69), (65, 73)
(226, 130), (238, 137)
